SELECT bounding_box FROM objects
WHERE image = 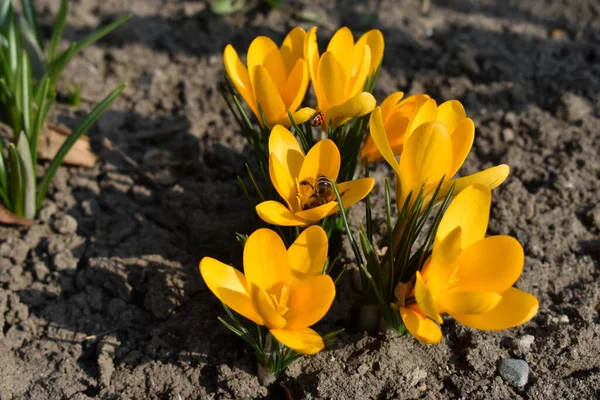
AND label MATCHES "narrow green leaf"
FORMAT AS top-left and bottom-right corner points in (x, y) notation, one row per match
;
(19, 51), (32, 138)
(7, 8), (19, 76)
(16, 133), (35, 218)
(7, 143), (24, 217)
(30, 78), (51, 162)
(72, 14), (132, 56)
(0, 1), (12, 26)
(36, 83), (126, 209)
(47, 0), (69, 62)
(21, 0), (42, 47)
(0, 140), (9, 207)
